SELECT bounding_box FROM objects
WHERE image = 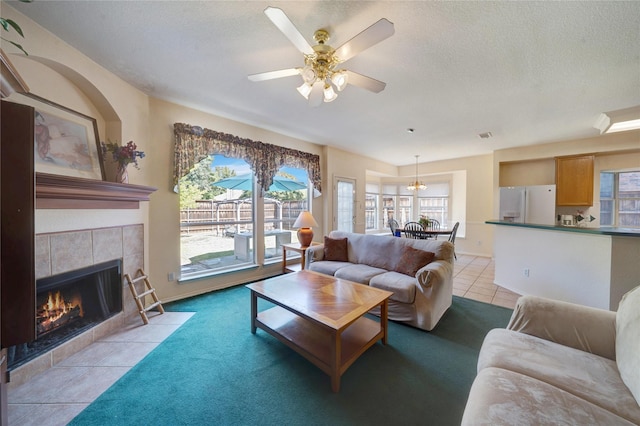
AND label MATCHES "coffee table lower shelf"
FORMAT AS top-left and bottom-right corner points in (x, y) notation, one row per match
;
(255, 306), (384, 391)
